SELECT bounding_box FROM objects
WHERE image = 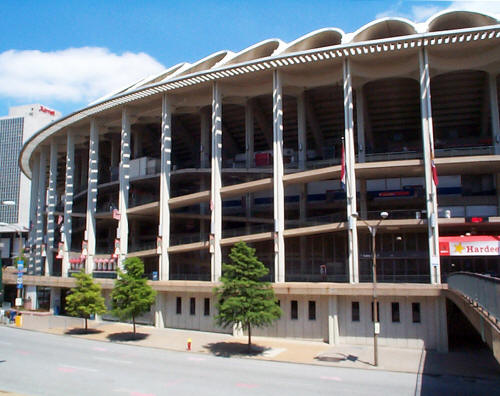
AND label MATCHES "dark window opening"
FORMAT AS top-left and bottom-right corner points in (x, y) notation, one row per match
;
(291, 300), (298, 320)
(352, 301), (360, 322)
(412, 302), (421, 323)
(204, 298), (210, 316)
(190, 297), (196, 315)
(176, 297), (182, 314)
(391, 302), (400, 323)
(308, 301), (316, 321)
